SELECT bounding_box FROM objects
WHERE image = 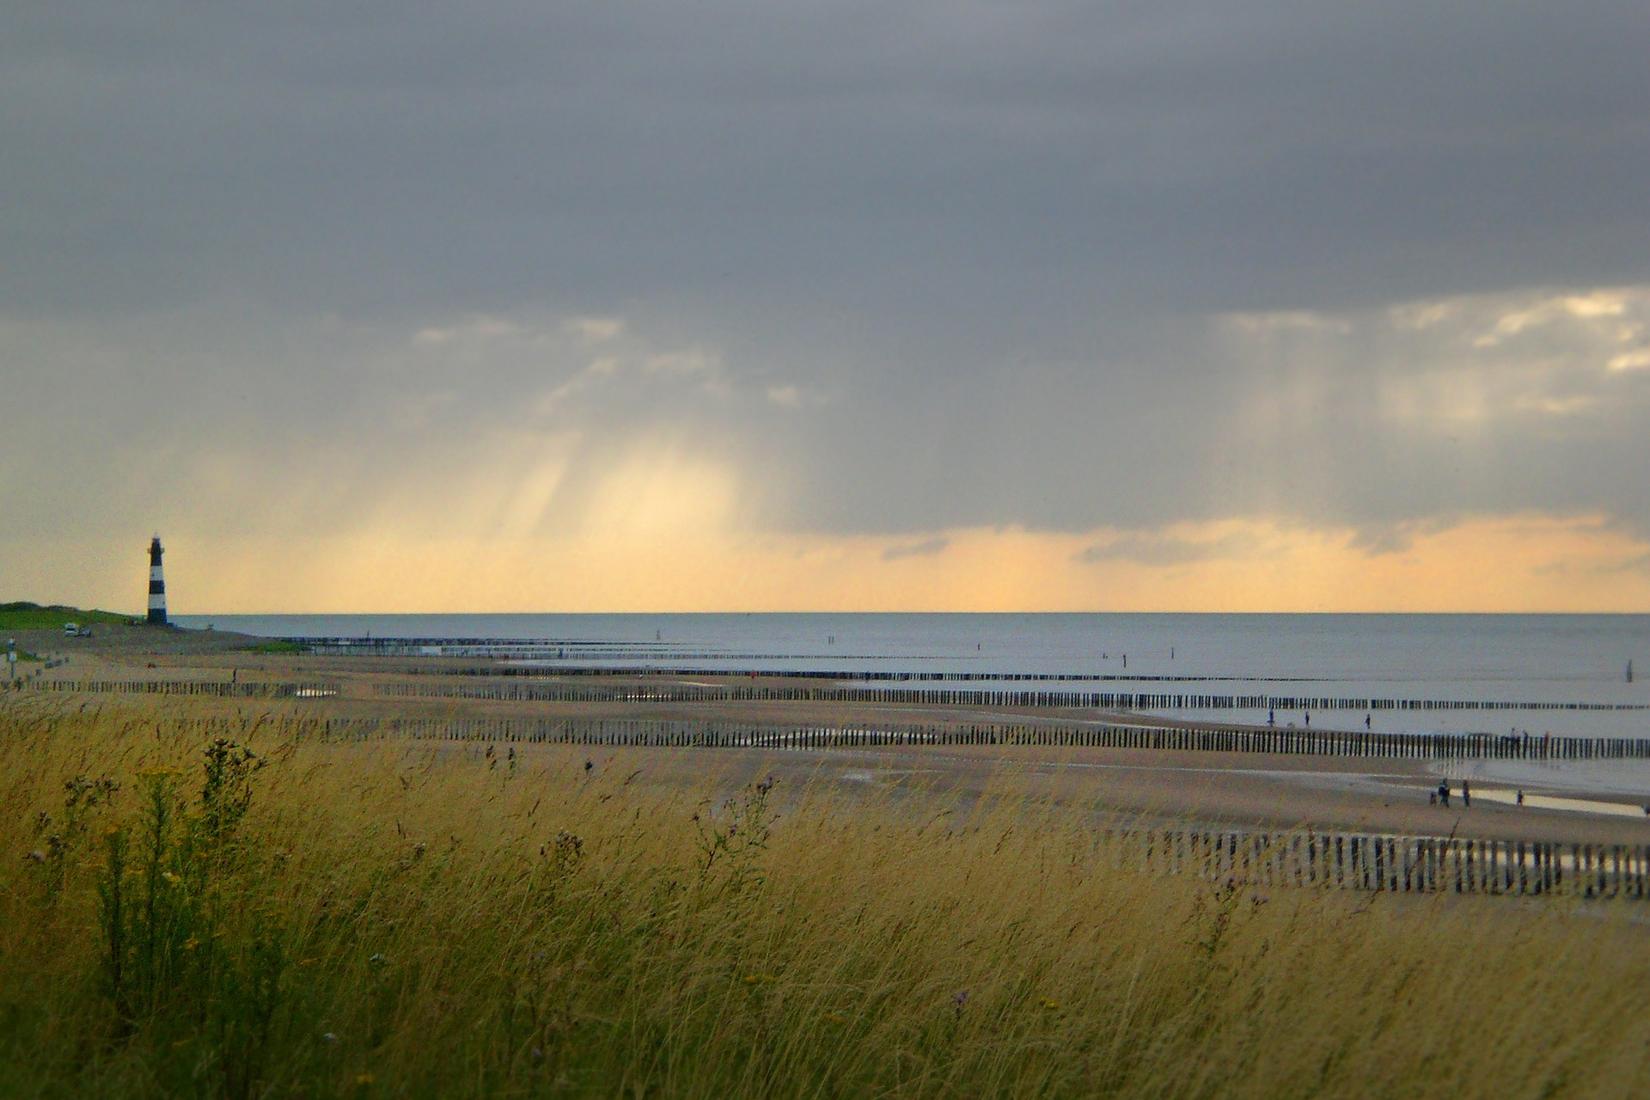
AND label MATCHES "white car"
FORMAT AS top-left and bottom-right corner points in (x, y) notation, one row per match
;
(63, 622), (79, 636)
